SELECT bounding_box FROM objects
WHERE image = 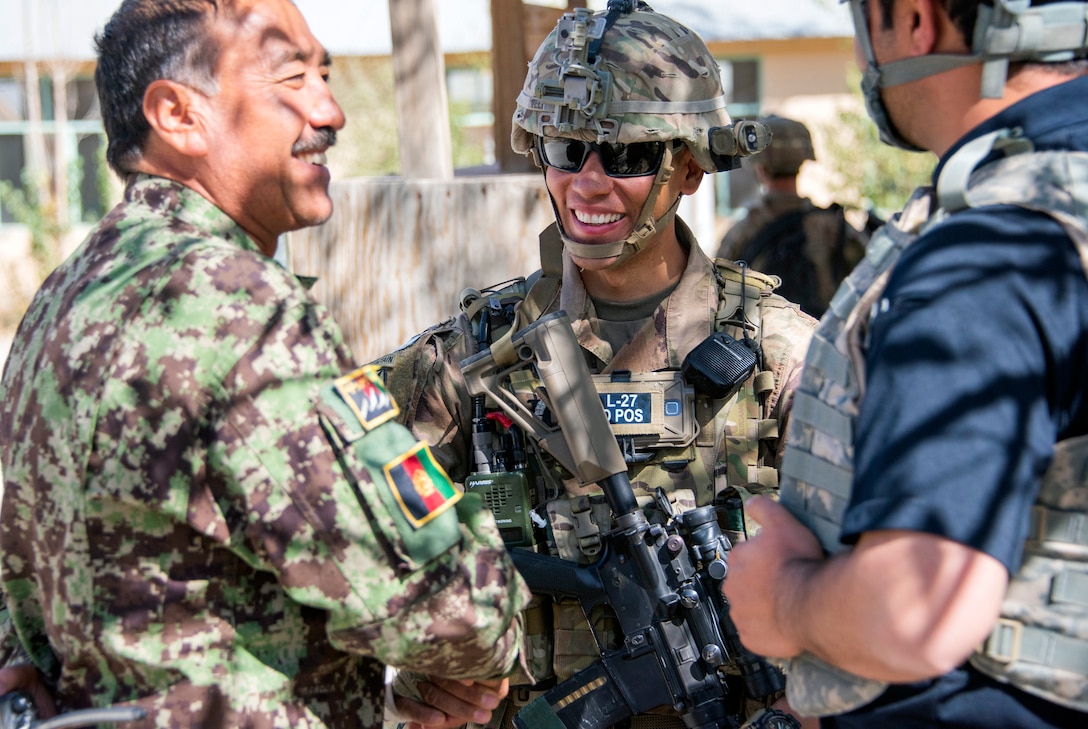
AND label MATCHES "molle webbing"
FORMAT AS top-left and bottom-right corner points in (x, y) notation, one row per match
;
(779, 186), (932, 556)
